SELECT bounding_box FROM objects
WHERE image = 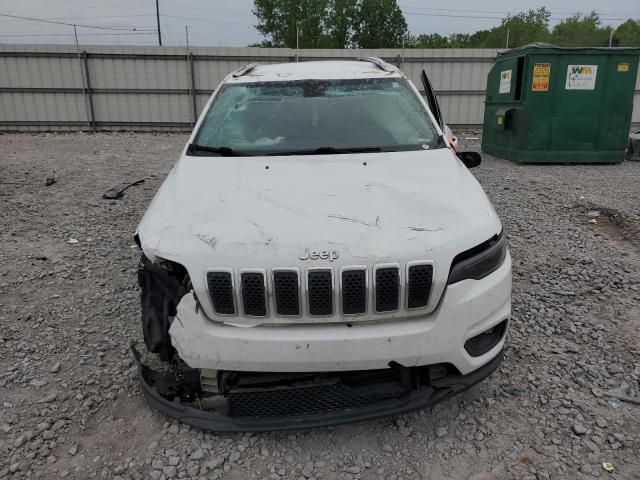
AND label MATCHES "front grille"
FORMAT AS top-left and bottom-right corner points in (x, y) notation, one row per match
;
(307, 270), (333, 315)
(375, 267), (400, 312)
(228, 383), (373, 417)
(273, 270), (300, 316)
(207, 271), (235, 315)
(240, 272), (266, 316)
(205, 261), (434, 320)
(407, 264), (433, 309)
(224, 366), (434, 418)
(342, 269), (366, 314)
